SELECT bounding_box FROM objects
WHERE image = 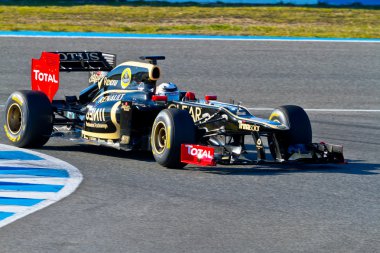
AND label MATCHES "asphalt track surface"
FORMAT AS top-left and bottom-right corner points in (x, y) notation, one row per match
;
(0, 37), (379, 253)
